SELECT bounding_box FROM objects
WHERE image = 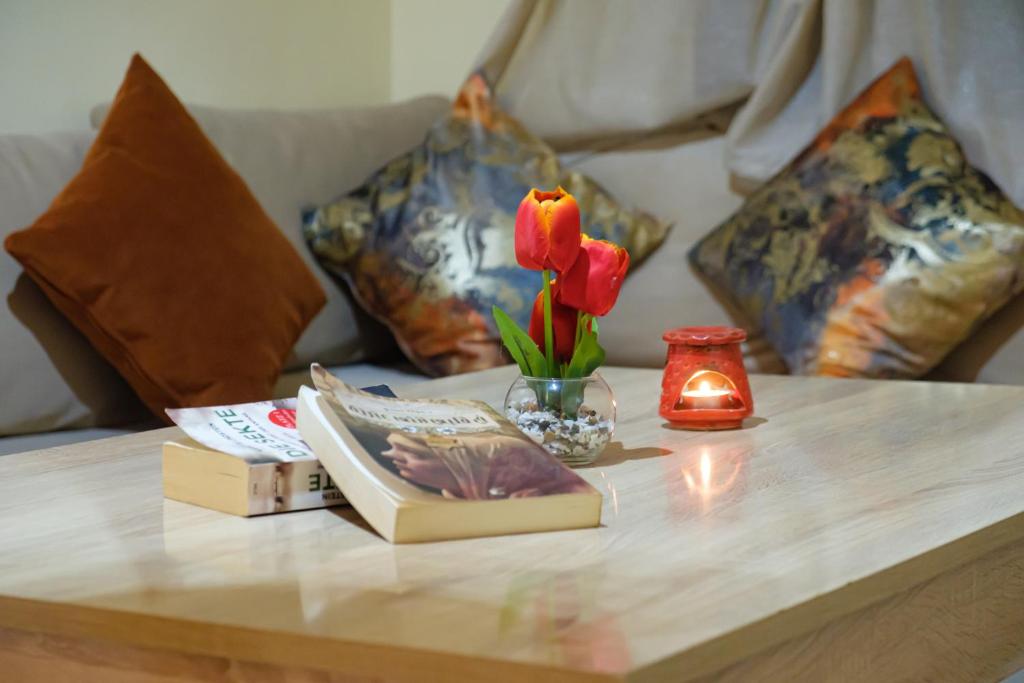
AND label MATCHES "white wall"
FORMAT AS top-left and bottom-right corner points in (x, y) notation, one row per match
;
(0, 0), (392, 133)
(0, 0), (509, 134)
(389, 0), (510, 101)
